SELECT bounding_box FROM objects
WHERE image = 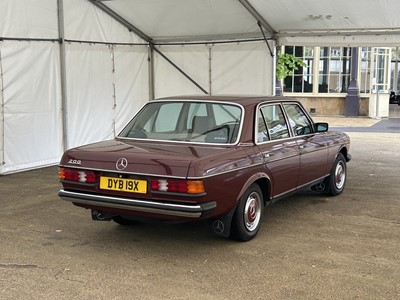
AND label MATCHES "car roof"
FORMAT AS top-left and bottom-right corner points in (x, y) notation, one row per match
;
(156, 95), (299, 107)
